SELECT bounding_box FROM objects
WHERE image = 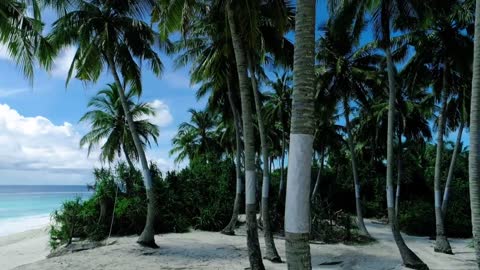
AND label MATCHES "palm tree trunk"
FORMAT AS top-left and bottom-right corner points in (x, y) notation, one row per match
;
(469, 2), (480, 266)
(385, 47), (428, 269)
(123, 147), (135, 170)
(107, 55), (158, 248)
(311, 146), (325, 202)
(343, 99), (370, 237)
(279, 129), (286, 198)
(226, 4), (264, 269)
(222, 79), (244, 236)
(441, 122), (464, 216)
(433, 68), (453, 254)
(248, 54), (281, 262)
(284, 1), (315, 268)
(395, 131), (402, 218)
